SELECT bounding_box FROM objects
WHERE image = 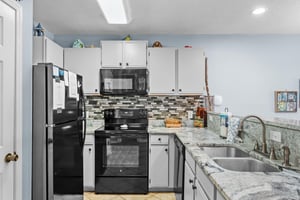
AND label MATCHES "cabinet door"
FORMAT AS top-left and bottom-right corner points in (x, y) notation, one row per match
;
(33, 36), (64, 67)
(45, 38), (64, 67)
(148, 48), (176, 94)
(64, 48), (101, 94)
(195, 180), (209, 200)
(123, 41), (147, 68)
(101, 41), (123, 67)
(149, 145), (169, 188)
(184, 162), (195, 200)
(178, 48), (205, 94)
(83, 142), (95, 191)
